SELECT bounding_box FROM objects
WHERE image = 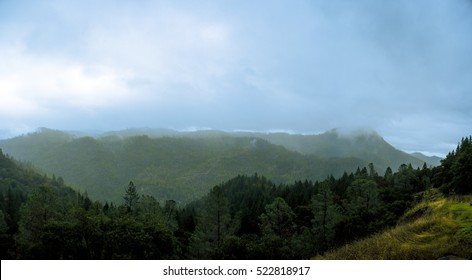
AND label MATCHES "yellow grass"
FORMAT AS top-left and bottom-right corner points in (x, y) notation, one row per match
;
(316, 195), (472, 260)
